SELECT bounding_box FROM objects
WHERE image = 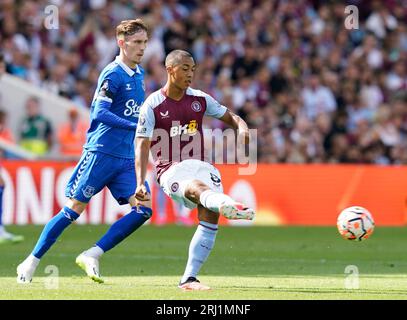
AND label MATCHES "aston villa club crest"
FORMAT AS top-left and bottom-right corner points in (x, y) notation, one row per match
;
(210, 173), (221, 186)
(171, 182), (179, 192)
(191, 101), (202, 112)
